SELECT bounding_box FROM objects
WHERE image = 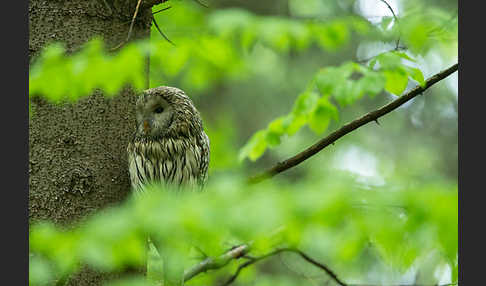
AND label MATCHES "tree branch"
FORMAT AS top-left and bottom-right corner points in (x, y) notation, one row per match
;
(248, 63), (458, 184)
(183, 244), (457, 286)
(183, 246), (346, 286)
(279, 248), (347, 286)
(183, 244), (250, 282)
(220, 255), (263, 285)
